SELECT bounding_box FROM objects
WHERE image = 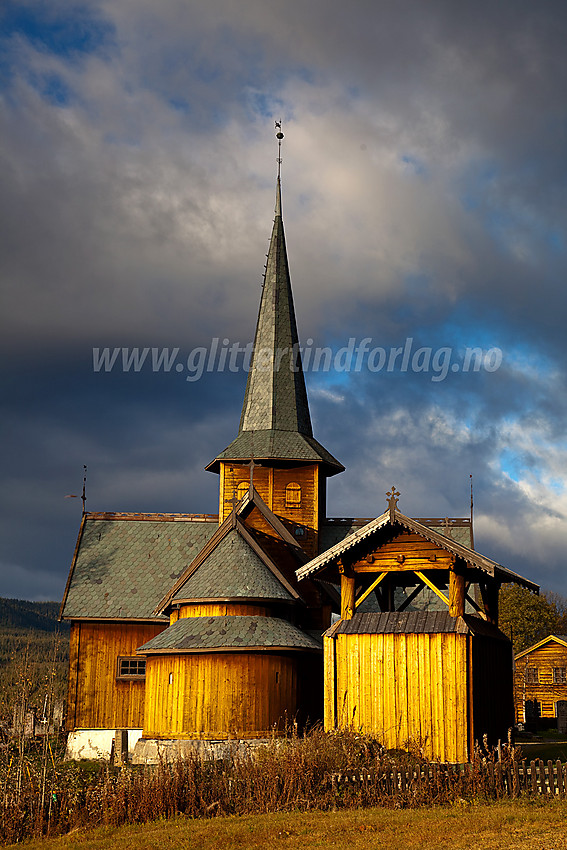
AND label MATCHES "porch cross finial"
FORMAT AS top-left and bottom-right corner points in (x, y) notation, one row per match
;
(386, 486), (400, 520)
